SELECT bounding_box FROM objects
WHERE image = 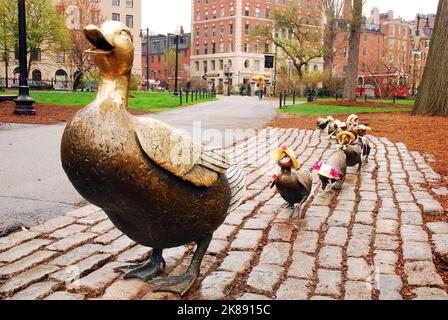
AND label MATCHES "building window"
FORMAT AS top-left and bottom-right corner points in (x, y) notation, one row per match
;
(126, 0), (133, 8)
(30, 48), (41, 61)
(195, 61), (199, 71)
(229, 23), (233, 35)
(255, 7), (260, 18)
(112, 0), (120, 6)
(245, 5), (250, 16)
(362, 48), (366, 56)
(56, 51), (65, 63)
(230, 4), (234, 16)
(32, 69), (42, 81)
(112, 13), (120, 21)
(212, 43), (216, 54)
(204, 44), (208, 54)
(265, 8), (270, 18)
(126, 15), (134, 28)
